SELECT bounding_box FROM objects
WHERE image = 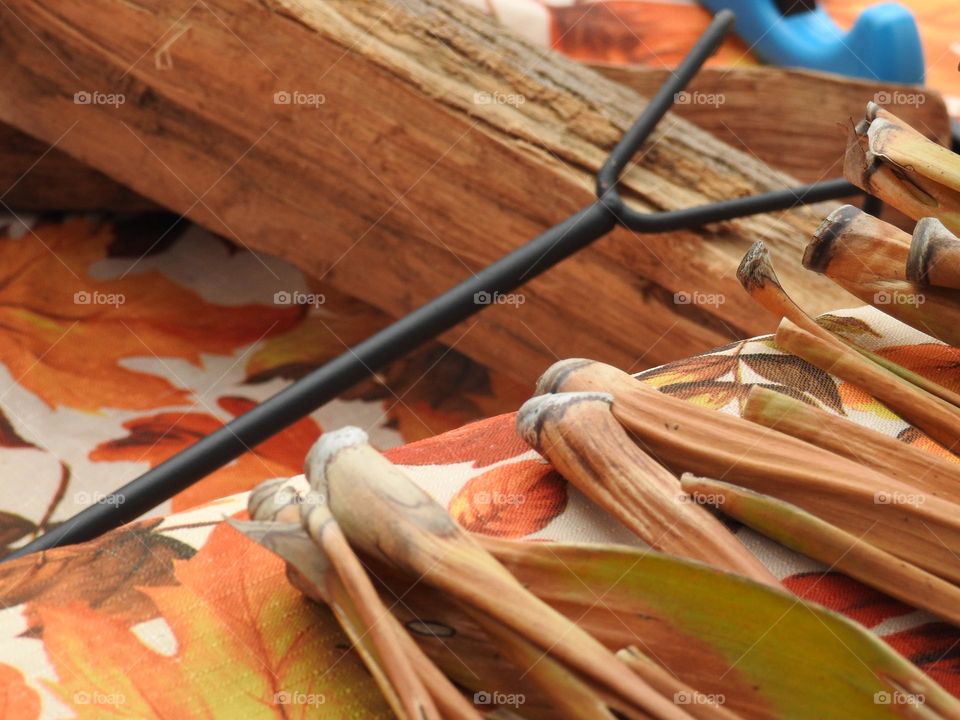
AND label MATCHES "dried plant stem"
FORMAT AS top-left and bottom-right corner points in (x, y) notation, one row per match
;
(236, 472), (960, 719)
(737, 240), (839, 345)
(245, 484), (607, 720)
(301, 504), (442, 720)
(740, 238), (960, 408)
(307, 427), (690, 720)
(804, 204), (911, 284)
(908, 217), (960, 290)
(394, 626), (485, 720)
(244, 483), (487, 719)
(617, 647), (742, 720)
(865, 104), (960, 194)
(791, 211), (960, 345)
(774, 318), (960, 453)
(537, 359), (960, 583)
(844, 120), (947, 223)
(681, 476), (960, 628)
(845, 104), (960, 233)
(235, 490), (451, 720)
(743, 385), (960, 503)
(517, 392), (778, 586)
(475, 616), (631, 720)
